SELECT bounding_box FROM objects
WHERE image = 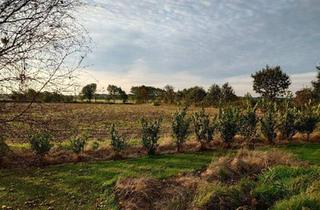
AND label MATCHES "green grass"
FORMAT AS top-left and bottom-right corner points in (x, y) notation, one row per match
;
(1, 144), (320, 209)
(281, 143), (320, 165)
(0, 151), (220, 209)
